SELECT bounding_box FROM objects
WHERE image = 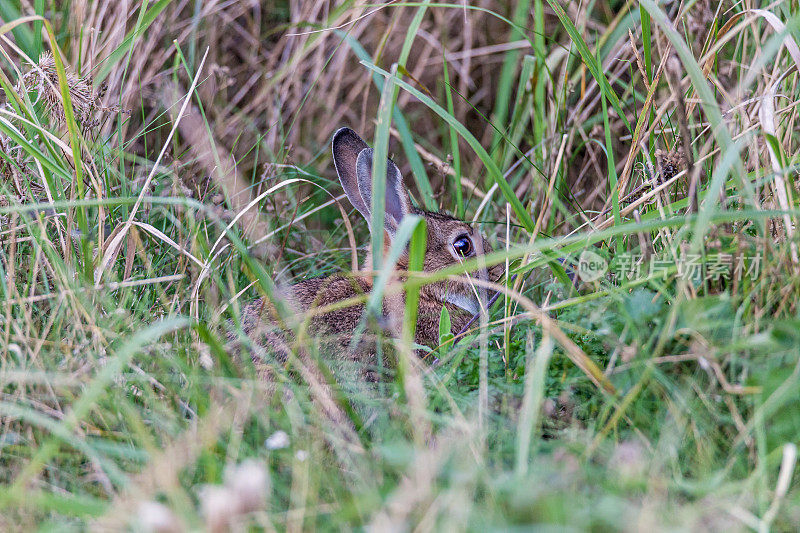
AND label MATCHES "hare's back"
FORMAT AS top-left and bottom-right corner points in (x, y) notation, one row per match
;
(291, 275), (371, 334)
